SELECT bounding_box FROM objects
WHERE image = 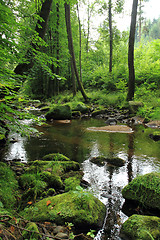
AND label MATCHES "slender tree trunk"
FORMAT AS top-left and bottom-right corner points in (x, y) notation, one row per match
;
(108, 0), (113, 73)
(71, 59), (76, 96)
(64, 2), (88, 102)
(86, 0), (90, 55)
(77, 2), (82, 83)
(127, 0), (138, 101)
(55, 3), (60, 95)
(14, 0), (53, 75)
